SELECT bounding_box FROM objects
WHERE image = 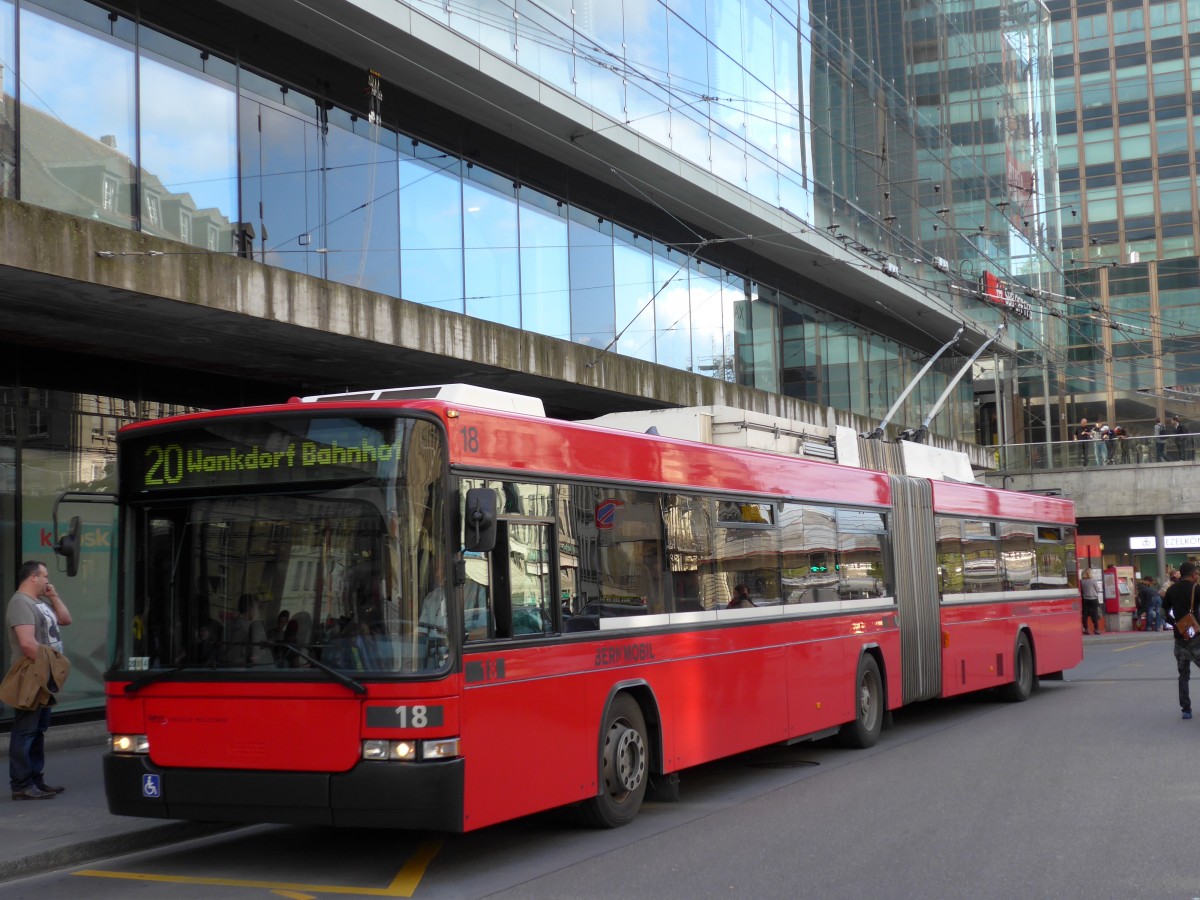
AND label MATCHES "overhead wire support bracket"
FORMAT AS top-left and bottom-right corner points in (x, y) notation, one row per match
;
(860, 323), (964, 440)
